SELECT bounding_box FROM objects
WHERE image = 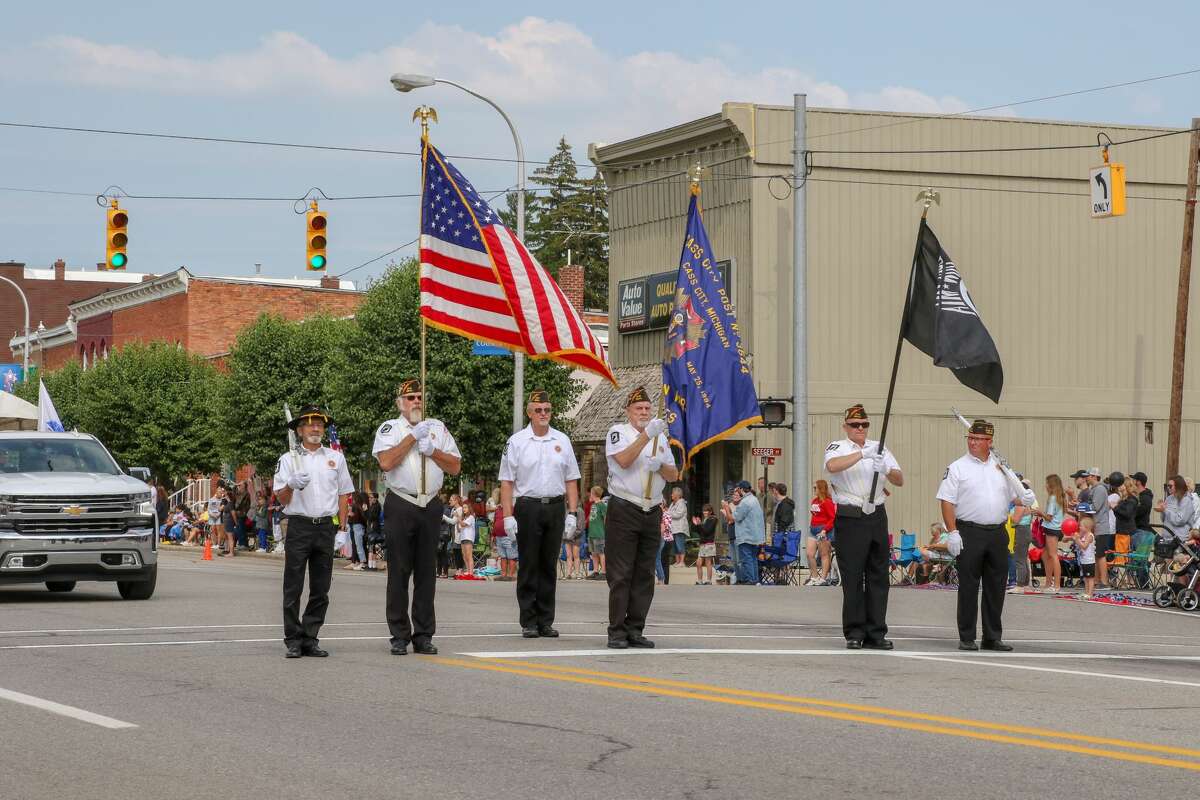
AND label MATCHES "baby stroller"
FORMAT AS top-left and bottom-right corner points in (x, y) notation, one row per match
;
(1152, 533), (1200, 611)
